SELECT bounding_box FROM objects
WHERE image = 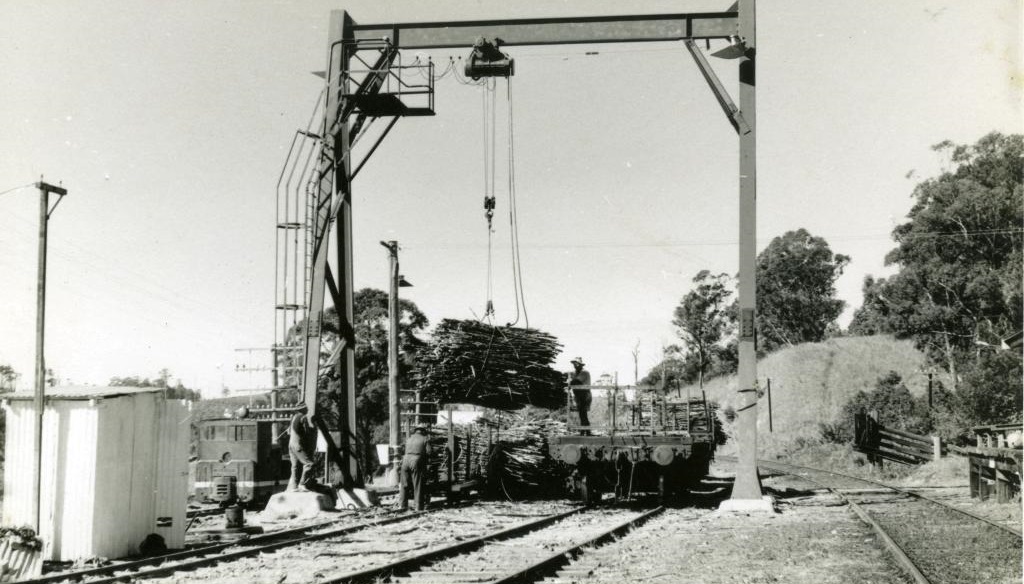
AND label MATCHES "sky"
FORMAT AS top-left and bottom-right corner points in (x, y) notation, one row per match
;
(1, 1), (1021, 397)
